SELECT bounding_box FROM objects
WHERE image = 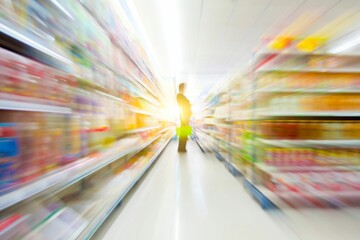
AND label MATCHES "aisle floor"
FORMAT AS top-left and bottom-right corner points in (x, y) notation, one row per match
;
(93, 140), (298, 240)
